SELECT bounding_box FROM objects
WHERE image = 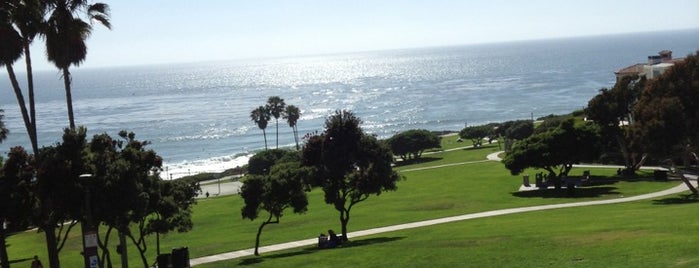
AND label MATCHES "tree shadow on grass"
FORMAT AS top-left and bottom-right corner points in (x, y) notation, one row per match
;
(653, 194), (698, 205)
(462, 145), (495, 151)
(9, 257), (32, 265)
(394, 157), (442, 167)
(512, 187), (621, 198)
(237, 237), (405, 266)
(340, 236), (405, 249)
